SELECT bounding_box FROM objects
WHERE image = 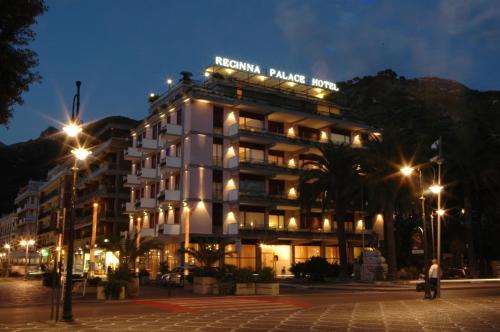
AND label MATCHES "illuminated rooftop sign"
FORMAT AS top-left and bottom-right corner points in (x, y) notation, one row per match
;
(214, 56), (339, 92)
